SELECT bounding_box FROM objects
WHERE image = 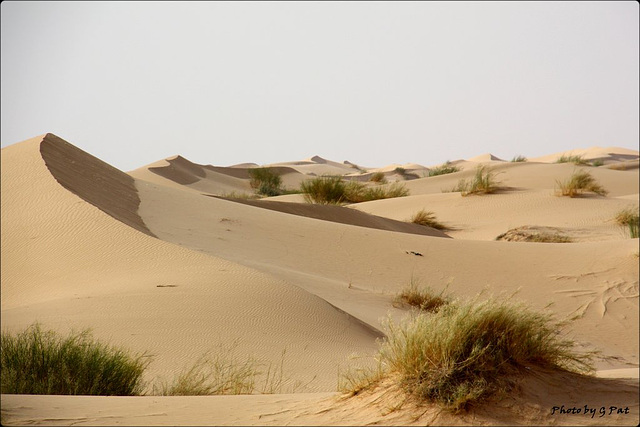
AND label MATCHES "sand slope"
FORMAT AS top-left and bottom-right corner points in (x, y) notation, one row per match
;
(1, 134), (382, 393)
(1, 135), (638, 426)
